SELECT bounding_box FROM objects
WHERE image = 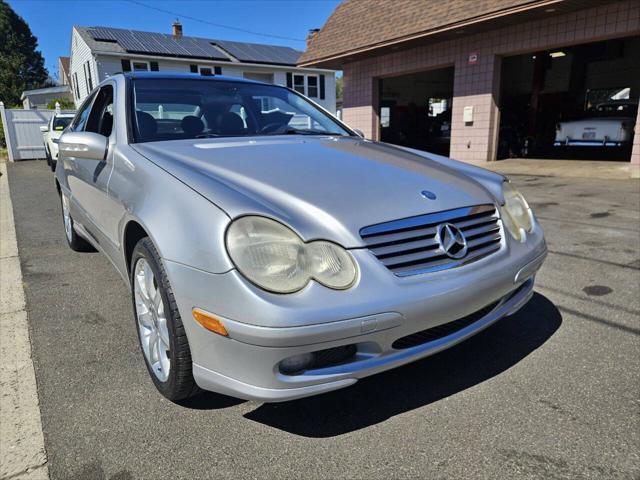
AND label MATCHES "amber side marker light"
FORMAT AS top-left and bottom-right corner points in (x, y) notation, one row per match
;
(192, 309), (228, 336)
